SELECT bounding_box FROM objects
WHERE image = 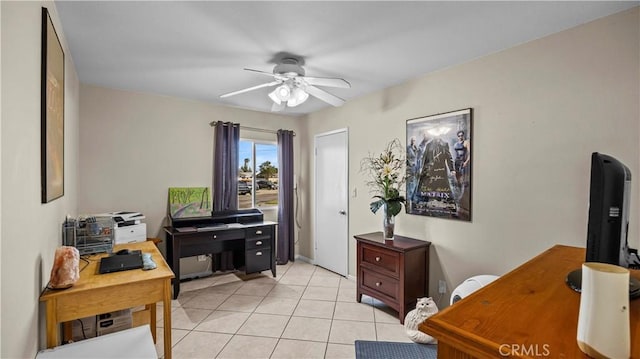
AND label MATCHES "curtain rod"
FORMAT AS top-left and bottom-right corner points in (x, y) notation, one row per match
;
(209, 121), (296, 136)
